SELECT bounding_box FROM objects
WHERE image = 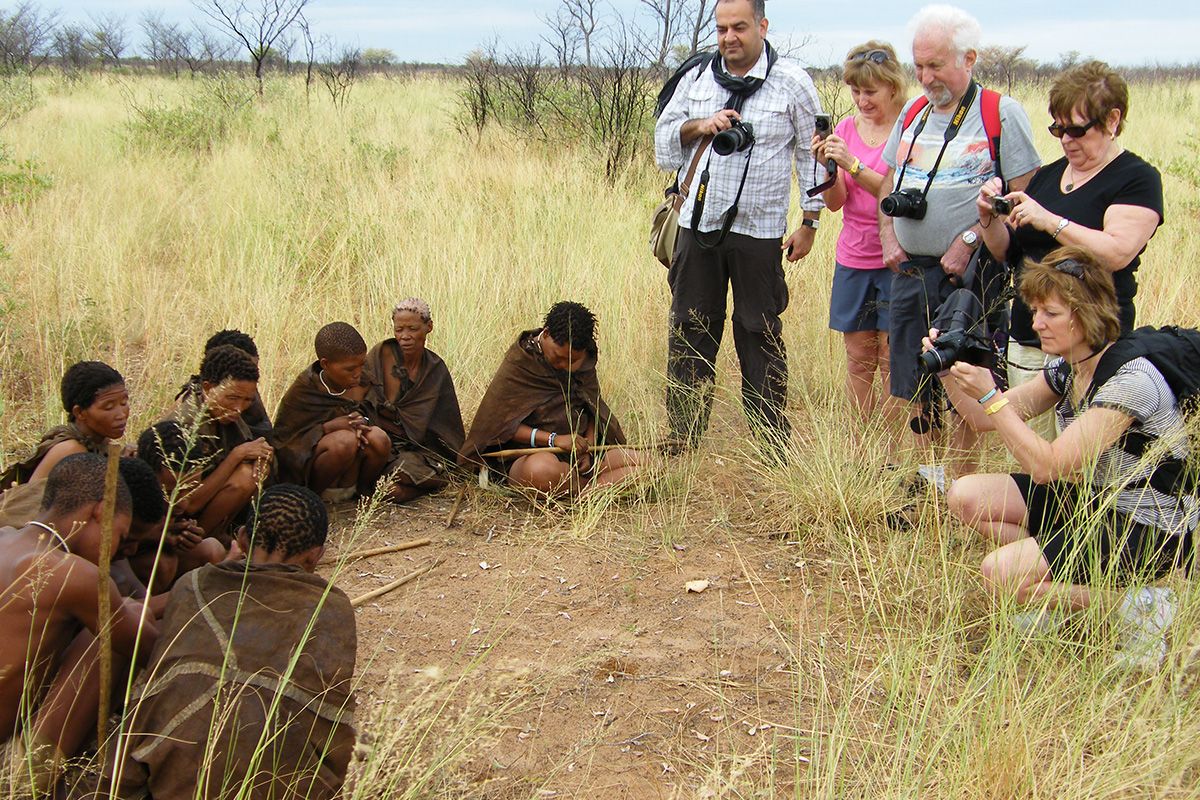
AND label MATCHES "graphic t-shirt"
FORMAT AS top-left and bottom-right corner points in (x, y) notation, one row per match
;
(883, 89), (1040, 258)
